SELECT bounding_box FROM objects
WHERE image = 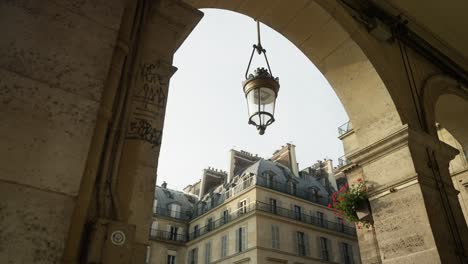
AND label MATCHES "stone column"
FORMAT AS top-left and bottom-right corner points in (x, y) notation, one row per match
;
(82, 1), (202, 263)
(348, 125), (468, 263)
